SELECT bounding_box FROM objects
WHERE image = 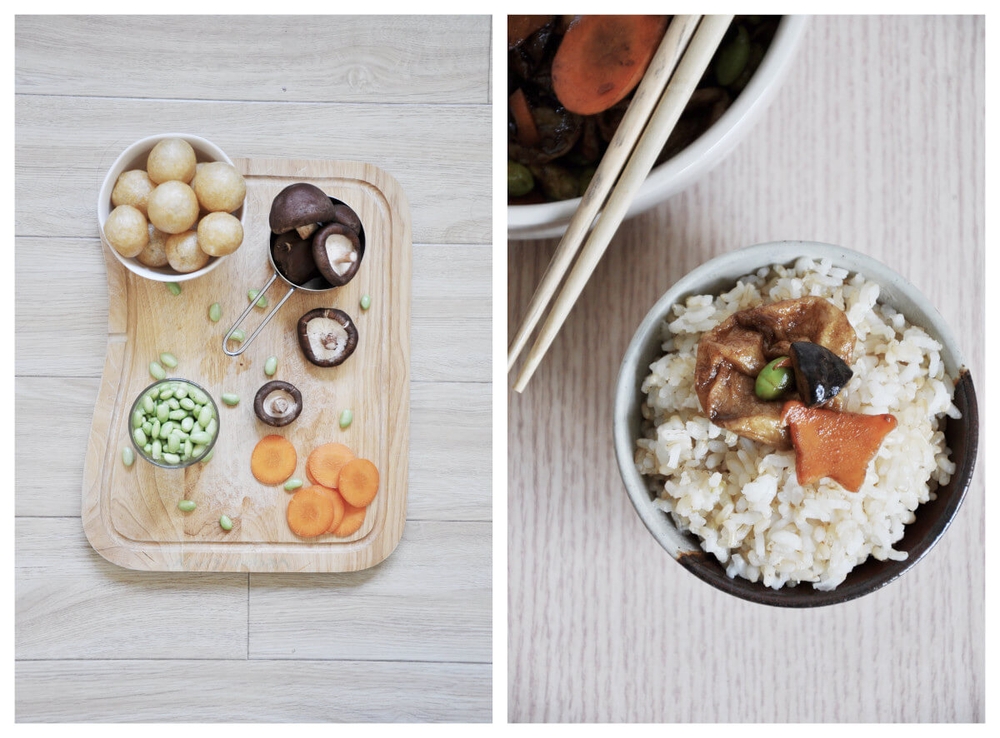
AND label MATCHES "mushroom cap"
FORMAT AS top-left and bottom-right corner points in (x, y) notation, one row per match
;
(253, 380), (303, 427)
(271, 231), (321, 286)
(269, 183), (339, 235)
(296, 308), (359, 367)
(331, 203), (363, 235)
(311, 222), (364, 287)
